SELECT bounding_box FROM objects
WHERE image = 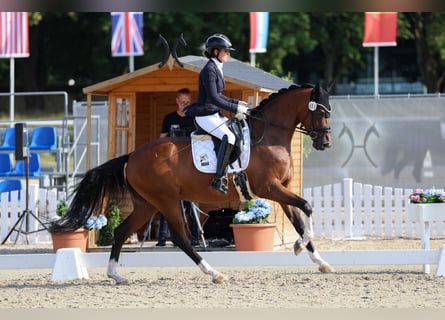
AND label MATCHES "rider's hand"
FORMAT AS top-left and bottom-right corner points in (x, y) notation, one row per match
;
(237, 101), (249, 114)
